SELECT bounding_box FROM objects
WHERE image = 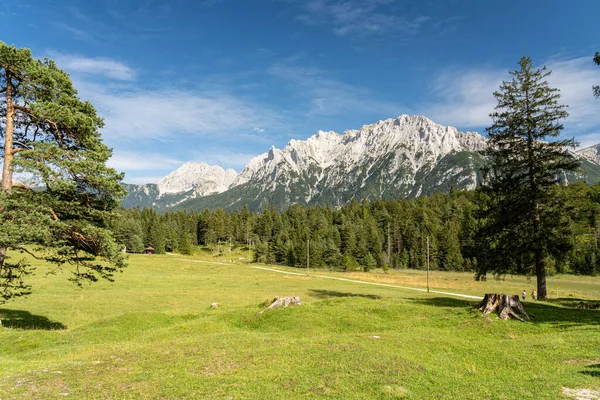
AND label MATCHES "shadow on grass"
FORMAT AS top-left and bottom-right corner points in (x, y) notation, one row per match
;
(0, 309), (67, 330)
(309, 289), (381, 300)
(411, 297), (600, 326)
(411, 297), (473, 308)
(546, 297), (600, 309)
(581, 364), (600, 378)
